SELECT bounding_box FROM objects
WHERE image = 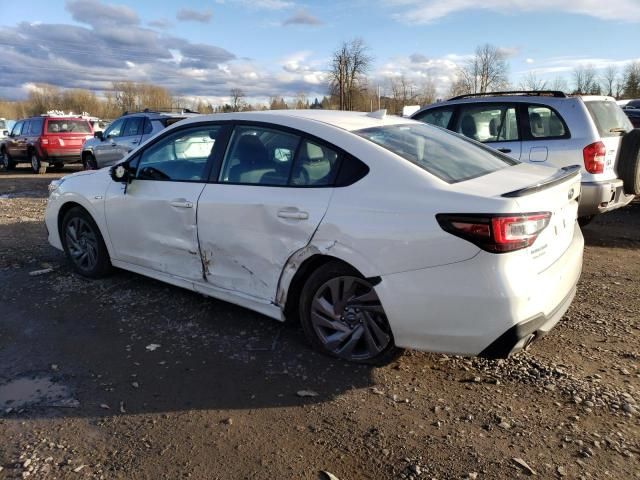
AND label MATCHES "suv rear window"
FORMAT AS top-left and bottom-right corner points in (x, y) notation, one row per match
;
(355, 123), (517, 183)
(46, 119), (91, 134)
(584, 101), (633, 137)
